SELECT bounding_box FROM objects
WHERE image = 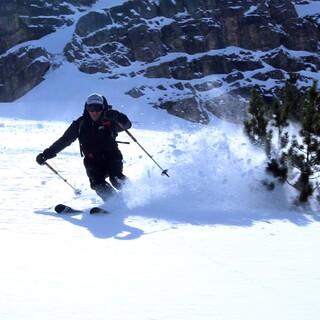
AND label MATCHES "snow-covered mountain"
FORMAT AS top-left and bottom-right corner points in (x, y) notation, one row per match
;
(1, 2), (320, 319)
(1, 0), (319, 123)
